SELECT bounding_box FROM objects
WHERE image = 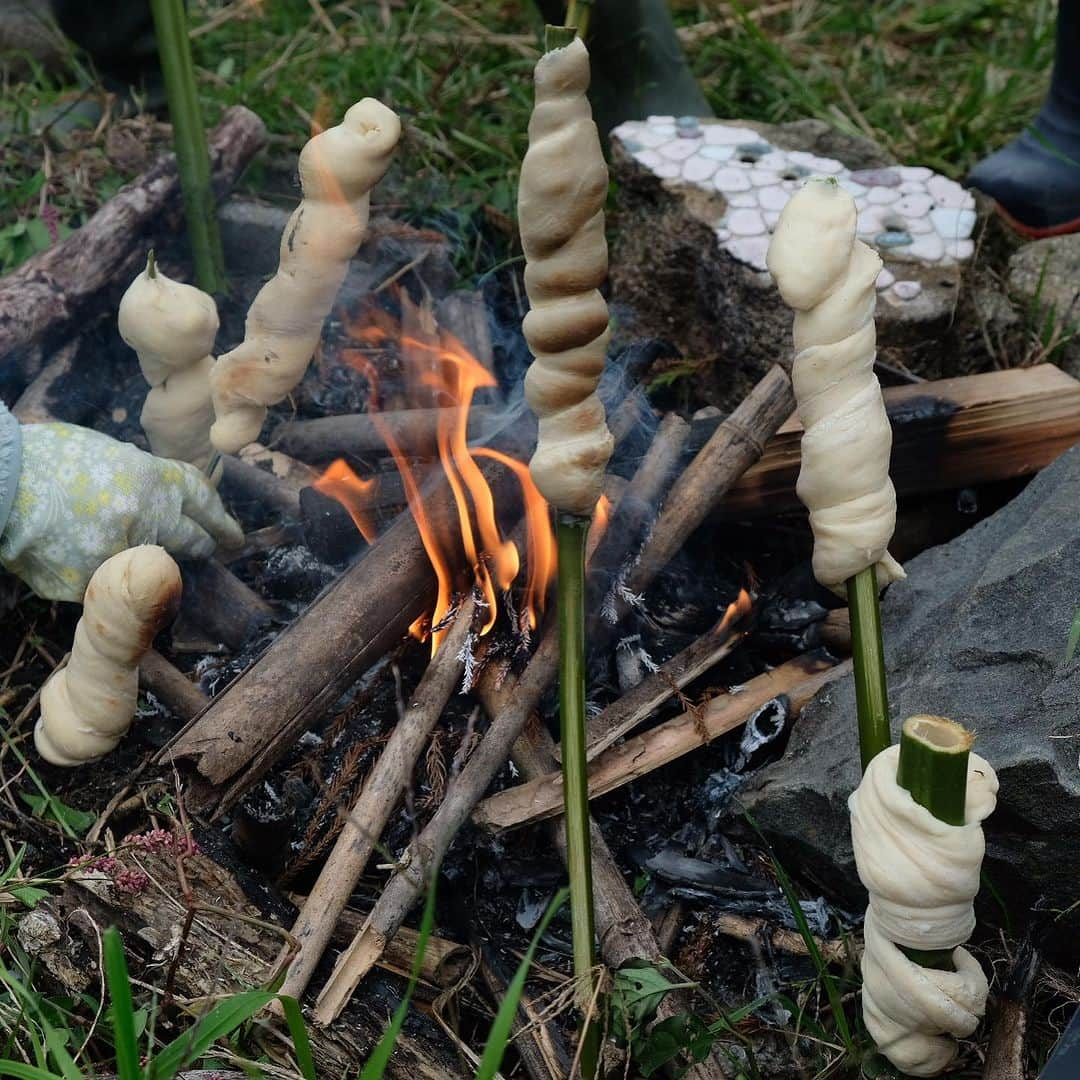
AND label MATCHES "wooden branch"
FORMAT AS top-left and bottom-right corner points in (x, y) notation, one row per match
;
(178, 557), (274, 651)
(139, 649), (207, 720)
(0, 106), (267, 371)
(583, 616), (747, 760)
(621, 365), (793, 608)
(436, 290), (495, 374)
(10, 339), (79, 422)
(982, 940), (1040, 1080)
(274, 405), (502, 463)
(220, 455), (302, 519)
(717, 364), (1080, 517)
(278, 594), (478, 1004)
(705, 911), (851, 966)
(160, 455), (523, 814)
(586, 411), (690, 592)
(473, 653), (850, 832)
(310, 366), (795, 1023)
